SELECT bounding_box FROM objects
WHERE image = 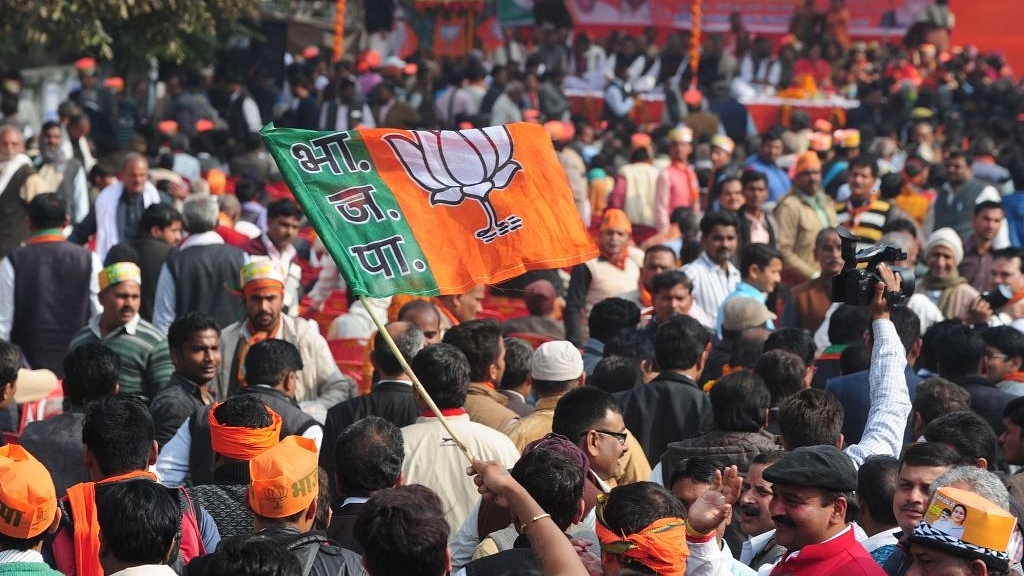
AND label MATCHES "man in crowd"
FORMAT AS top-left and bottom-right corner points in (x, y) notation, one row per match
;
(34, 120), (89, 225)
(959, 201), (1005, 290)
(20, 343), (119, 495)
(320, 321), (423, 479)
(149, 312), (219, 447)
(655, 127), (700, 233)
(96, 480), (180, 576)
(243, 198), (310, 316)
(434, 285), (486, 335)
(0, 126), (45, 260)
(580, 297), (641, 376)
(153, 193), (247, 333)
(620, 245), (676, 312)
(619, 315), (711, 465)
(399, 343), (519, 540)
(647, 270), (713, 332)
(105, 203), (183, 322)
(791, 227), (843, 334)
(775, 151), (838, 285)
(682, 211), (741, 327)
(718, 243), (783, 335)
(215, 261), (354, 415)
(609, 137), (661, 241)
(980, 326), (1024, 394)
(0, 193), (101, 376)
(739, 170), (776, 247)
(328, 416), (404, 553)
(69, 262), (173, 401)
(508, 340), (585, 452)
(924, 149), (1006, 246)
(0, 445), (62, 575)
(744, 129), (791, 202)
(501, 279), (565, 340)
(857, 455), (901, 560)
(565, 209), (644, 345)
(443, 319), (520, 432)
(835, 155), (914, 250)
